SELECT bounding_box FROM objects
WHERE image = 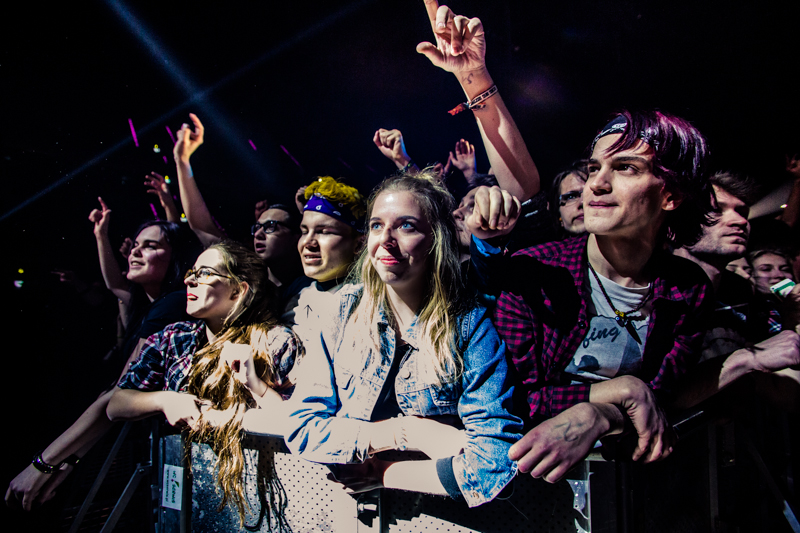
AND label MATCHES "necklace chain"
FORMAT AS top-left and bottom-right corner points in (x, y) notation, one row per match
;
(587, 262), (652, 327)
